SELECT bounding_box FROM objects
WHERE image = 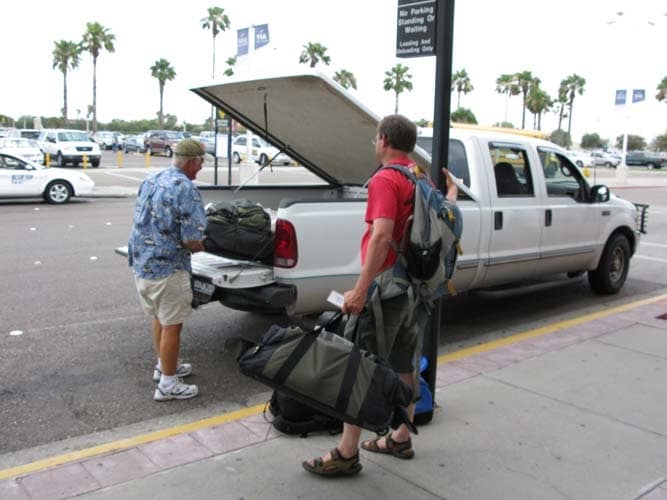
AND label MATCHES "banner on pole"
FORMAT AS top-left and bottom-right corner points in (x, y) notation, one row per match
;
(614, 89), (627, 106)
(237, 28), (249, 56)
(632, 89), (645, 103)
(254, 24), (270, 50)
